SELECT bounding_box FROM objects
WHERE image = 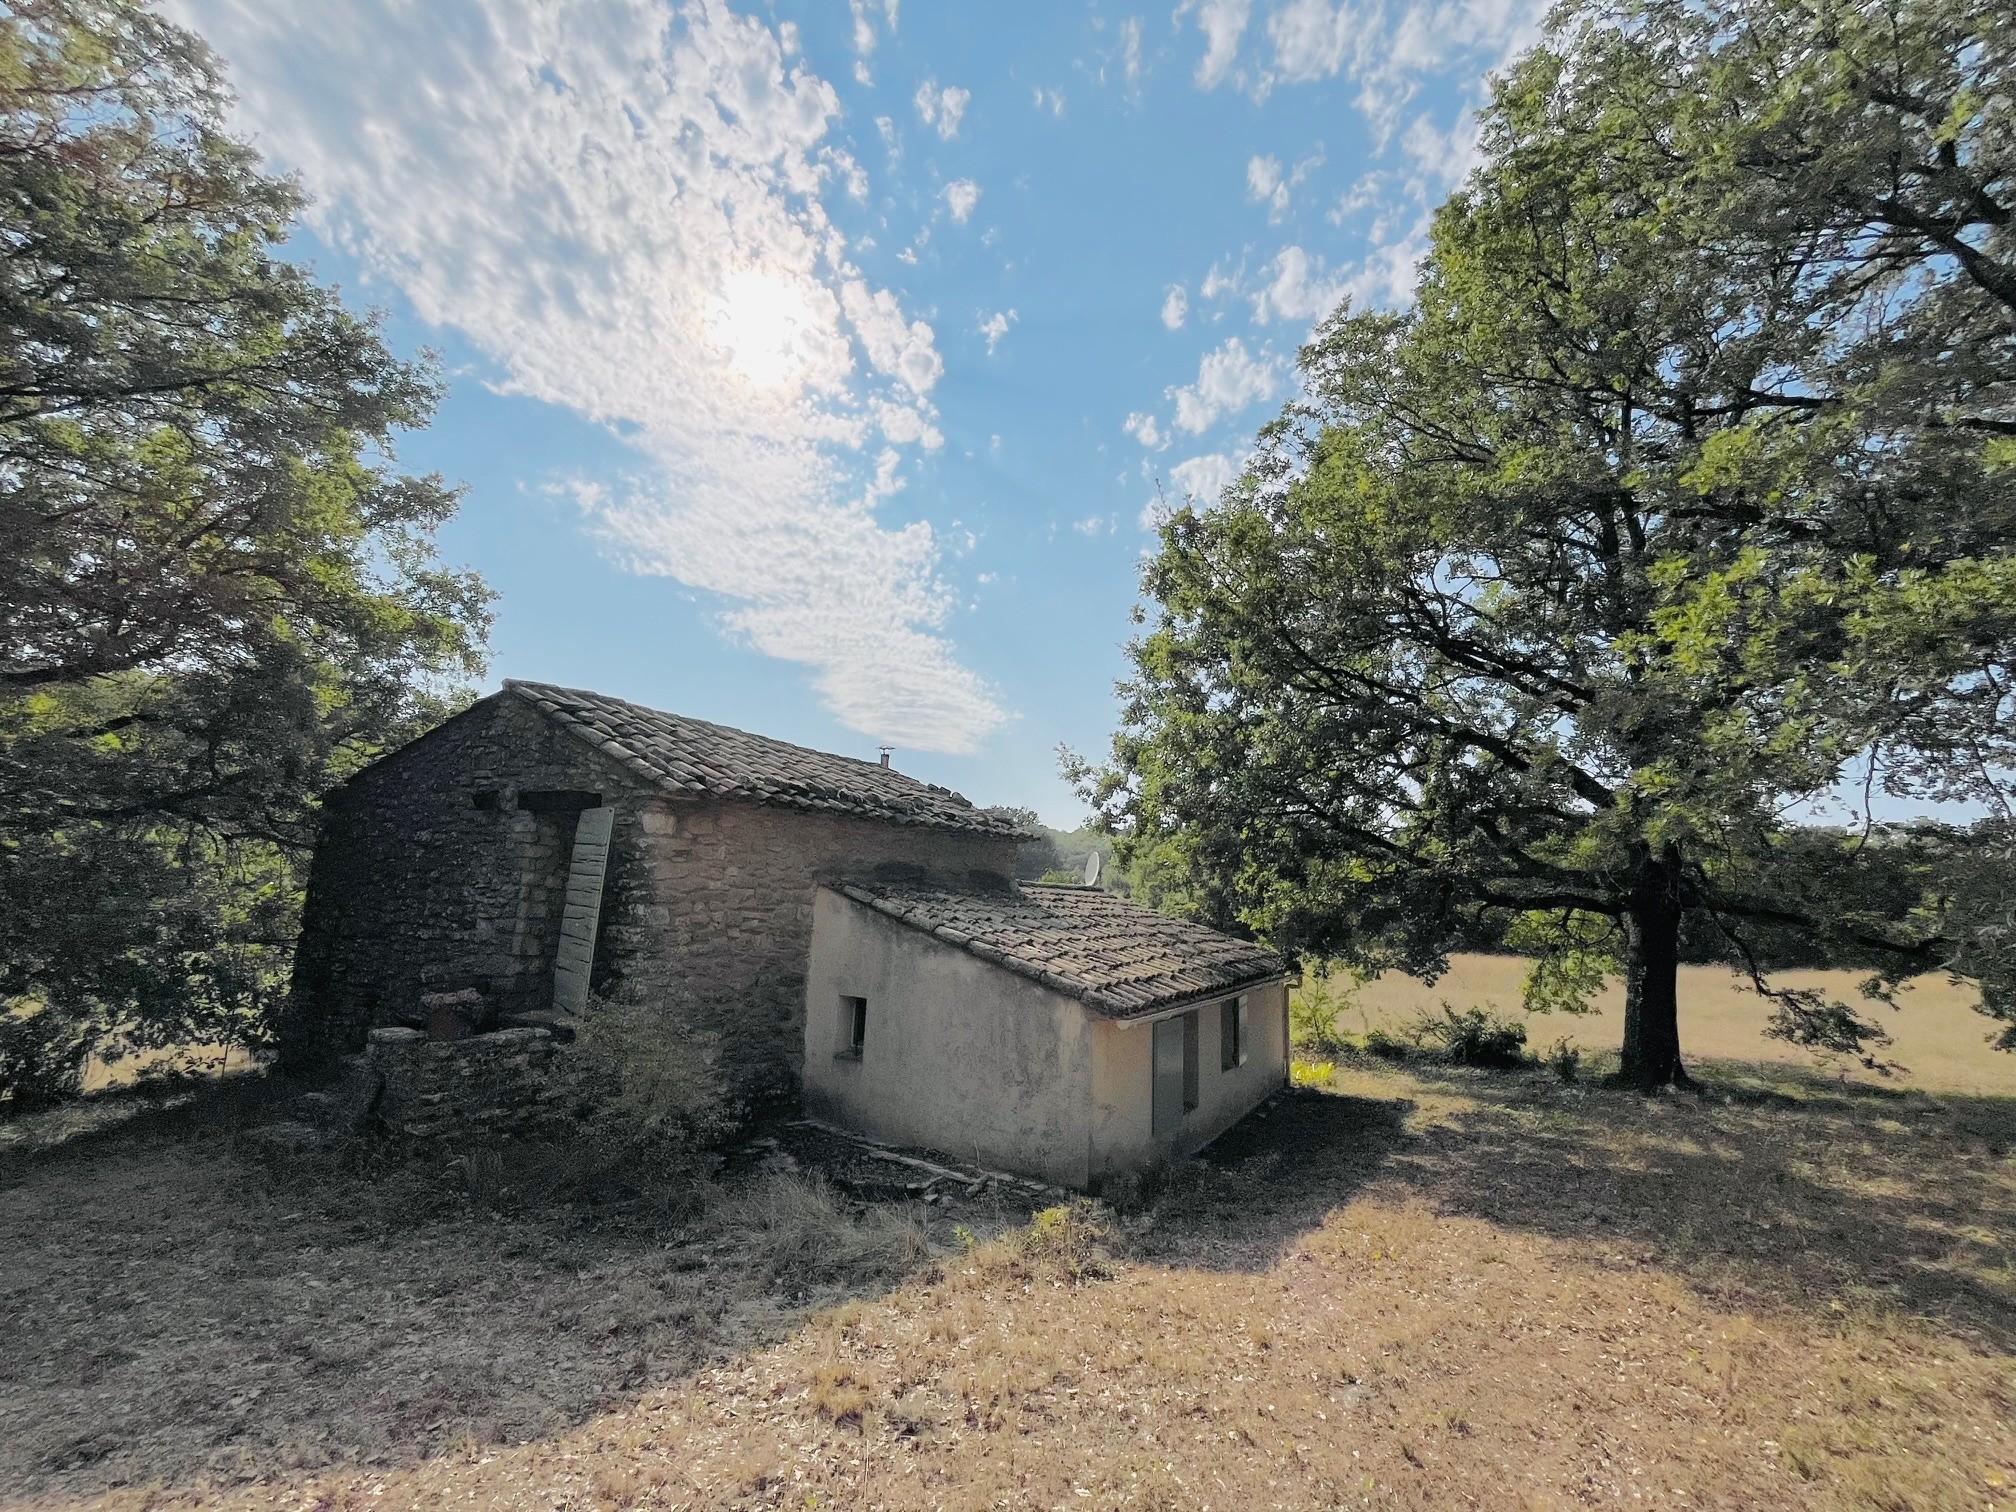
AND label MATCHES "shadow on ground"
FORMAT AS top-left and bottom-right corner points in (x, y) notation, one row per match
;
(0, 1084), (965, 1505)
(6, 1056), (2013, 1504)
(1167, 1057), (2016, 1352)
